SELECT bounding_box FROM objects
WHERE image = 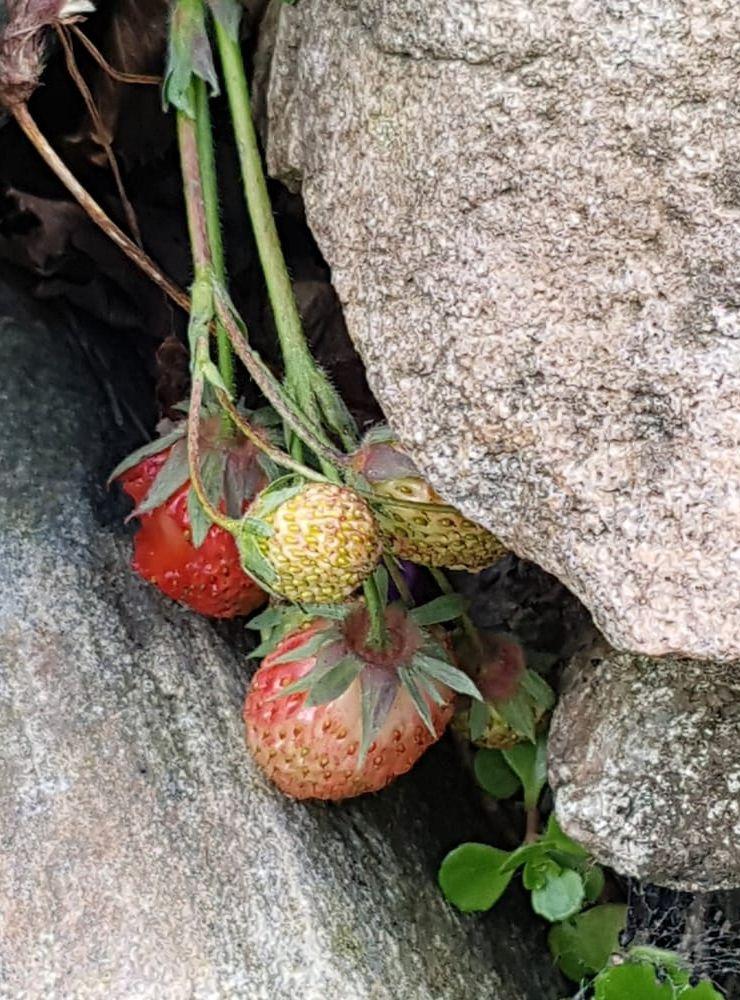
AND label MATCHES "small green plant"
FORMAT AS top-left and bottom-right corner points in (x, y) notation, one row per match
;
(439, 739), (724, 998)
